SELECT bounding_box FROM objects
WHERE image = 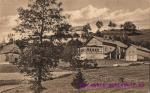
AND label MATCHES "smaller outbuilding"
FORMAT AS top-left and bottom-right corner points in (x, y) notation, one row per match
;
(0, 44), (21, 63)
(125, 45), (150, 61)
